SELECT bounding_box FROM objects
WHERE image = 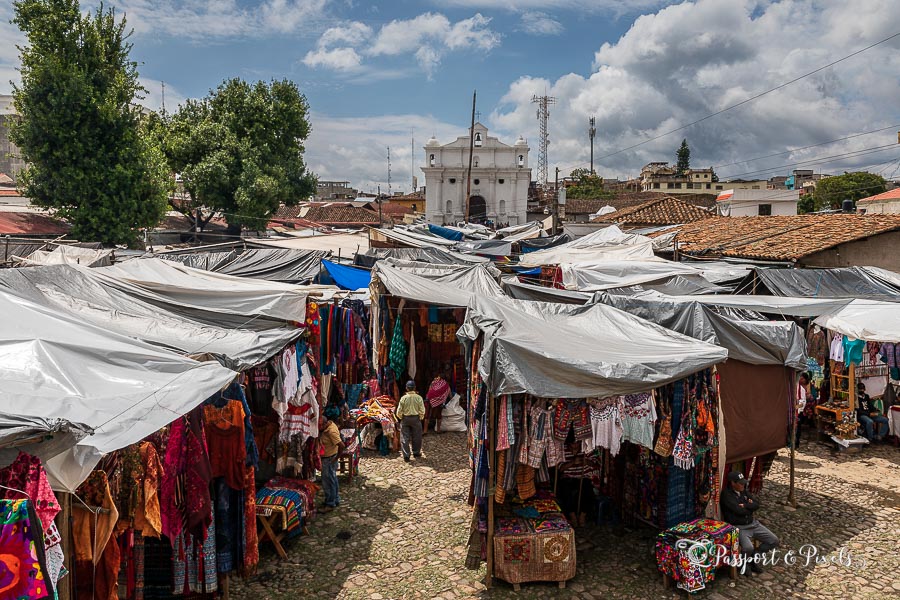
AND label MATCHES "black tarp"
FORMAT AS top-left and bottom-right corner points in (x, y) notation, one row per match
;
(354, 247), (489, 268)
(734, 267), (900, 300)
(518, 233), (571, 252)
